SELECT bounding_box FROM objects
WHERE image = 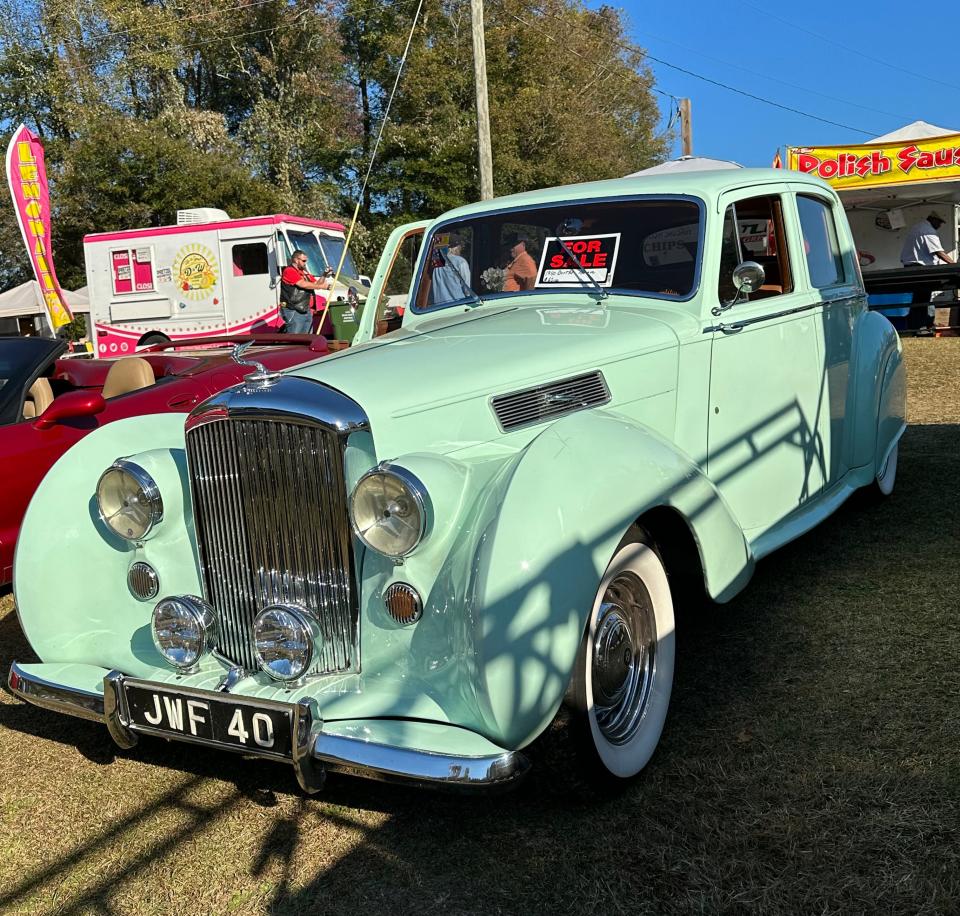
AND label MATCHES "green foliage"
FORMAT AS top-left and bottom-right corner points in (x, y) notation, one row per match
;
(0, 0), (669, 281)
(58, 313), (86, 341)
